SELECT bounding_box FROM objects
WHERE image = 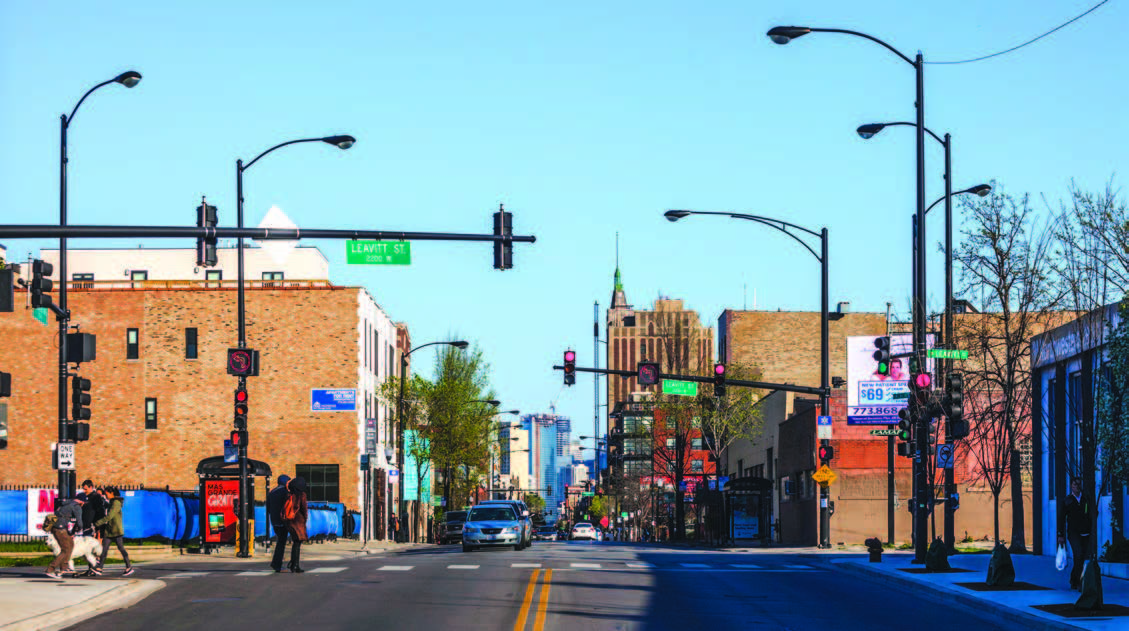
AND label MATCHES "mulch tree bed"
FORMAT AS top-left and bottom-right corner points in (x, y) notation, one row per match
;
(955, 581), (1051, 592)
(1031, 603), (1129, 618)
(898, 567), (974, 574)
